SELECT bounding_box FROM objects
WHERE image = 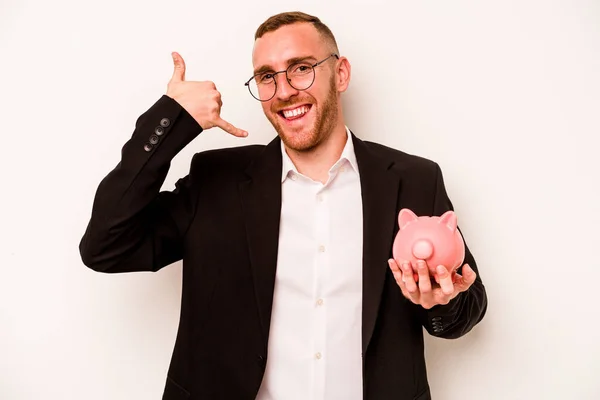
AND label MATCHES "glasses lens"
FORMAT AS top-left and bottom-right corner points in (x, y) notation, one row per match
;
(248, 76), (275, 101)
(288, 62), (315, 90)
